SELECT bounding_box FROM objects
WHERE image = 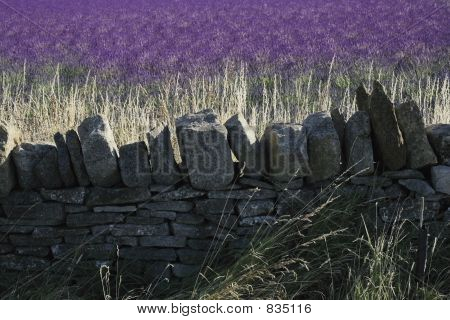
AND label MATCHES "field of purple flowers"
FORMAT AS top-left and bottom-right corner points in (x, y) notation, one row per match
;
(0, 0), (449, 81)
